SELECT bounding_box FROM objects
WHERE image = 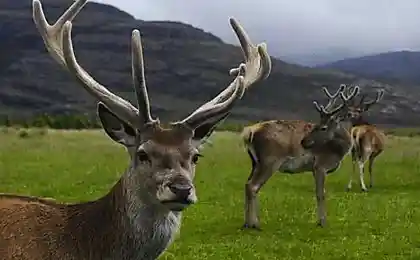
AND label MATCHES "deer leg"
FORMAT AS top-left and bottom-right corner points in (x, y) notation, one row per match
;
(347, 149), (357, 191)
(368, 152), (380, 188)
(247, 149), (257, 181)
(368, 156), (374, 188)
(358, 159), (368, 192)
(244, 149), (260, 229)
(313, 168), (327, 227)
(244, 161), (276, 230)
